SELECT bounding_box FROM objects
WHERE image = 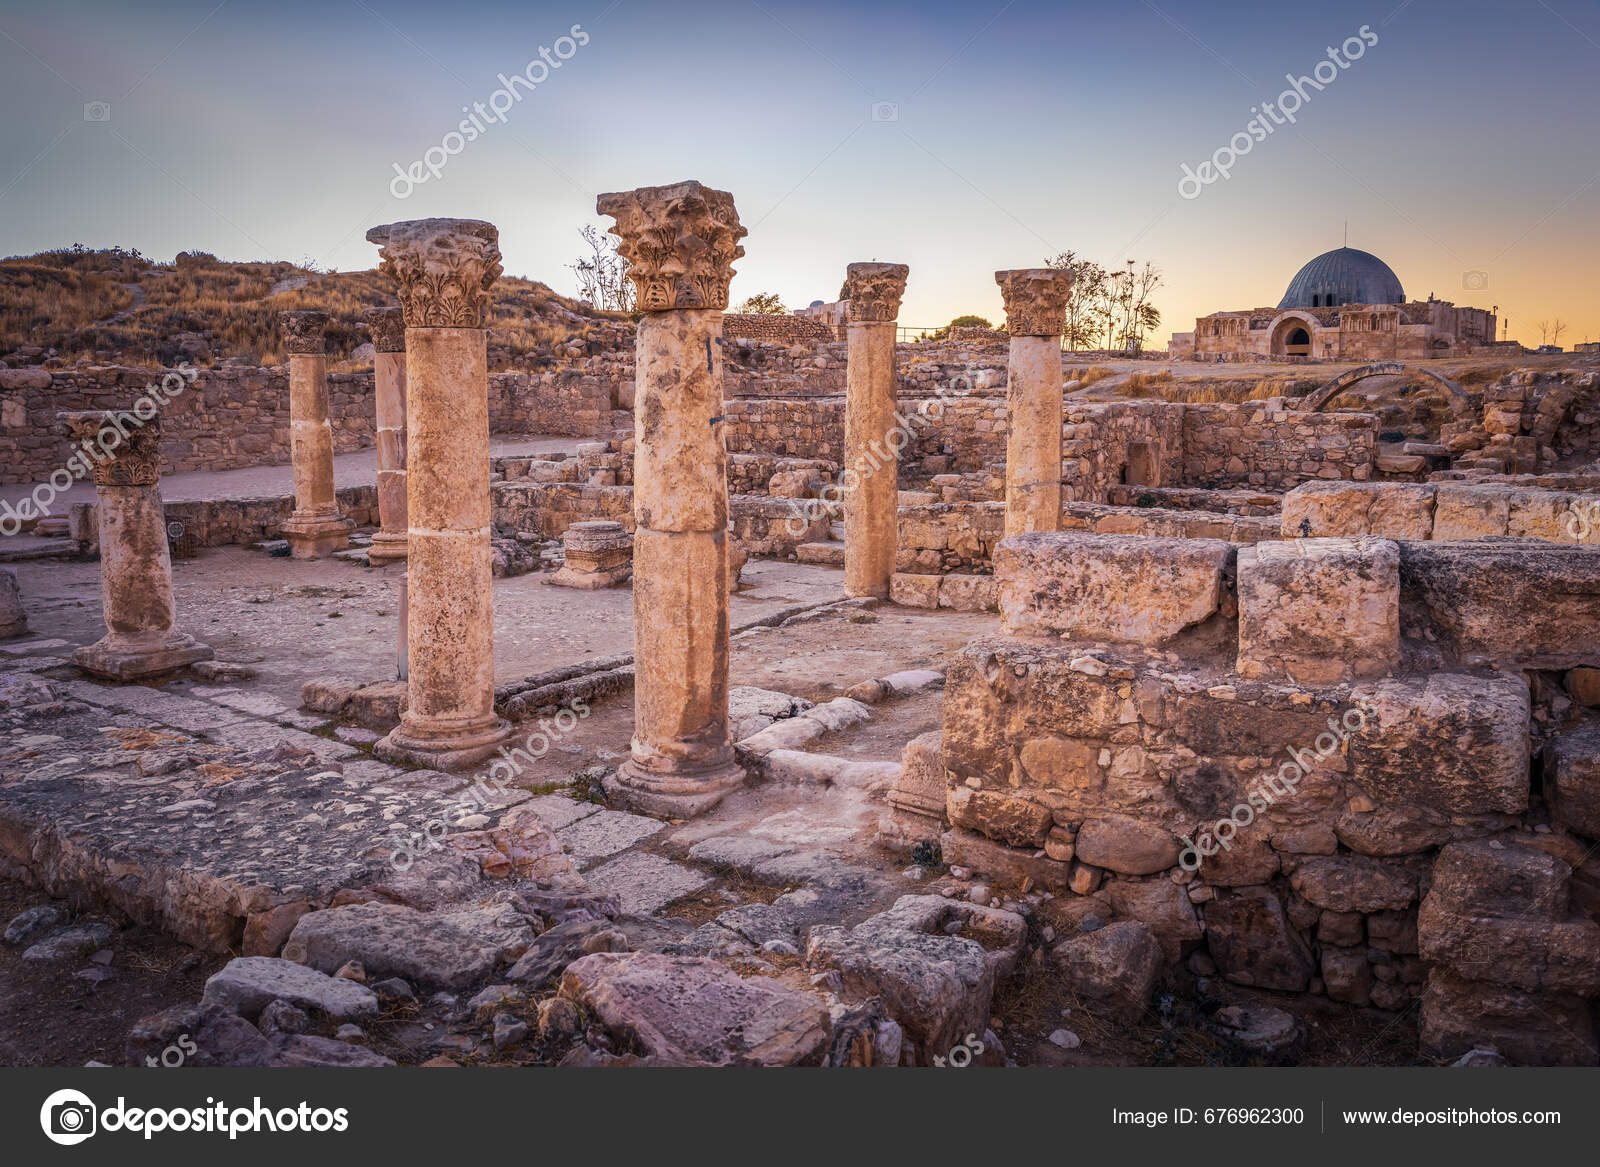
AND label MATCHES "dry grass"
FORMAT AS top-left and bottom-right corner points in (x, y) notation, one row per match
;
(1118, 373), (1323, 404)
(1065, 364), (1115, 388)
(0, 247), (615, 370)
